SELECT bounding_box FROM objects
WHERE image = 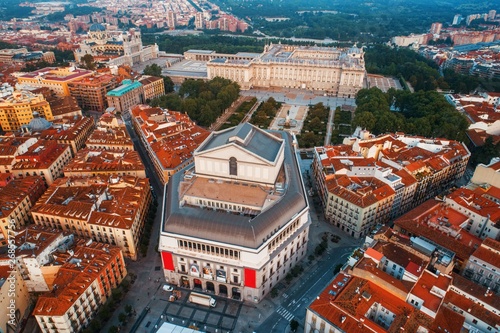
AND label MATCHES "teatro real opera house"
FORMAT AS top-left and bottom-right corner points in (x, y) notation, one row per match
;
(158, 123), (310, 302)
